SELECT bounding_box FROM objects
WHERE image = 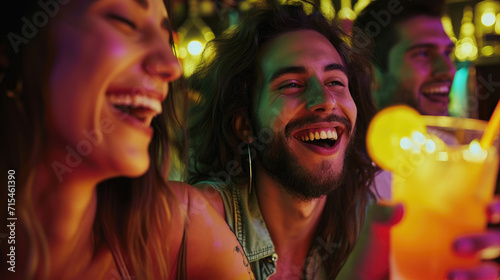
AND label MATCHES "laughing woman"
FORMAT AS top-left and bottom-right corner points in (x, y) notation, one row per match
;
(0, 0), (253, 279)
